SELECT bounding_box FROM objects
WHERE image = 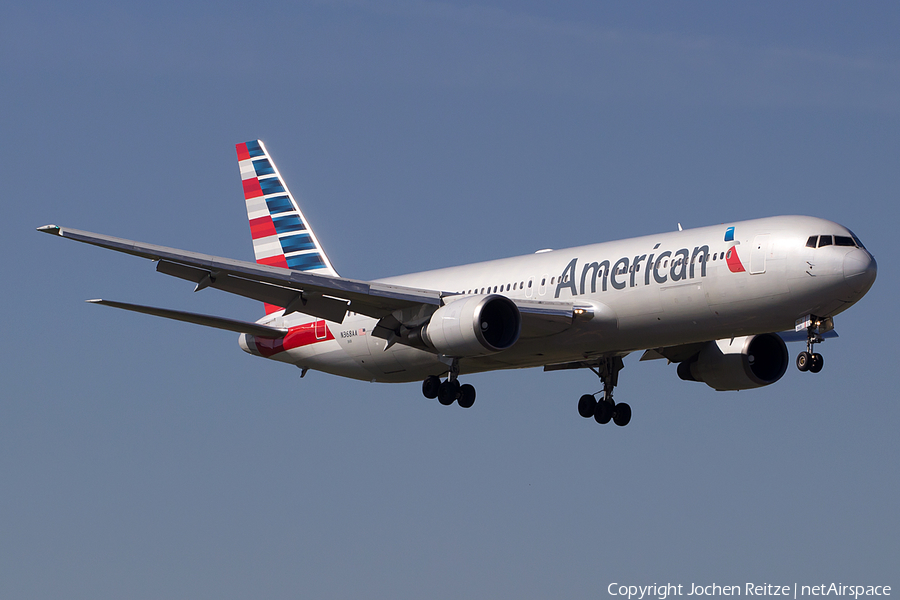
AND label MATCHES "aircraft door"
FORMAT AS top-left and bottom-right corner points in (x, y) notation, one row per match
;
(750, 235), (769, 274)
(315, 319), (327, 339)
